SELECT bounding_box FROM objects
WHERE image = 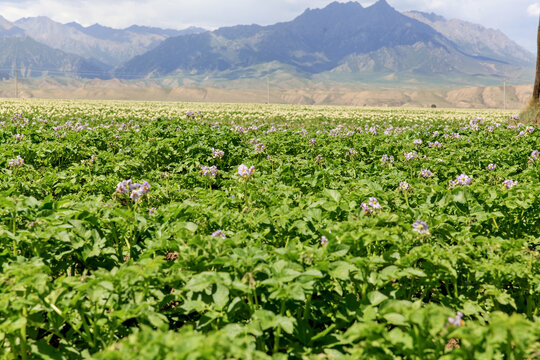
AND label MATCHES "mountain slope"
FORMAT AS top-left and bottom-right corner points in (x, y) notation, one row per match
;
(404, 11), (534, 66)
(14, 17), (205, 67)
(116, 1), (456, 77)
(0, 15), (25, 38)
(114, 0), (528, 83)
(0, 37), (110, 79)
